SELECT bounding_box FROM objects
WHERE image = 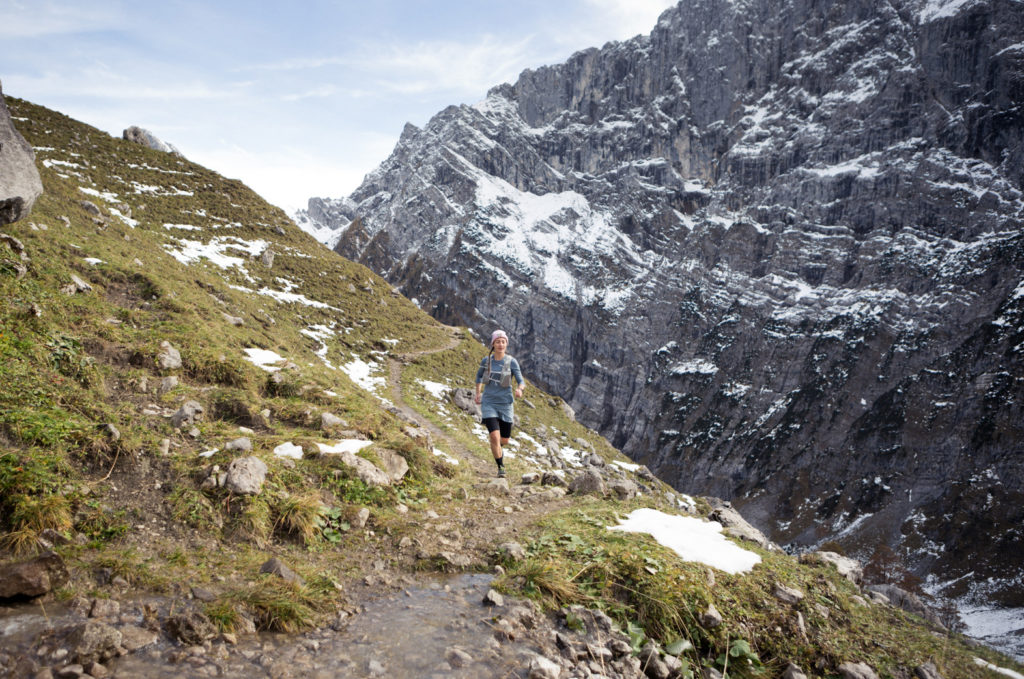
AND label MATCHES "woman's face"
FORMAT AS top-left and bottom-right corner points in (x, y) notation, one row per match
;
(492, 337), (508, 352)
